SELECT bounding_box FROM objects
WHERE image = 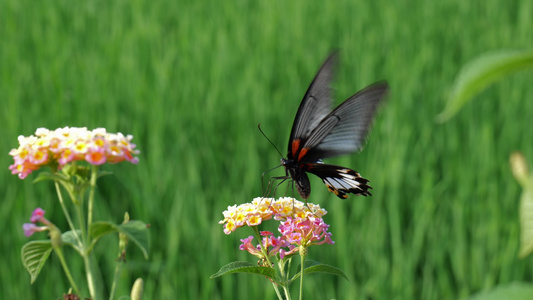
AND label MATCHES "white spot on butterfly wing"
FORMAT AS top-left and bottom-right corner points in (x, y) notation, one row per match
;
(322, 176), (357, 190)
